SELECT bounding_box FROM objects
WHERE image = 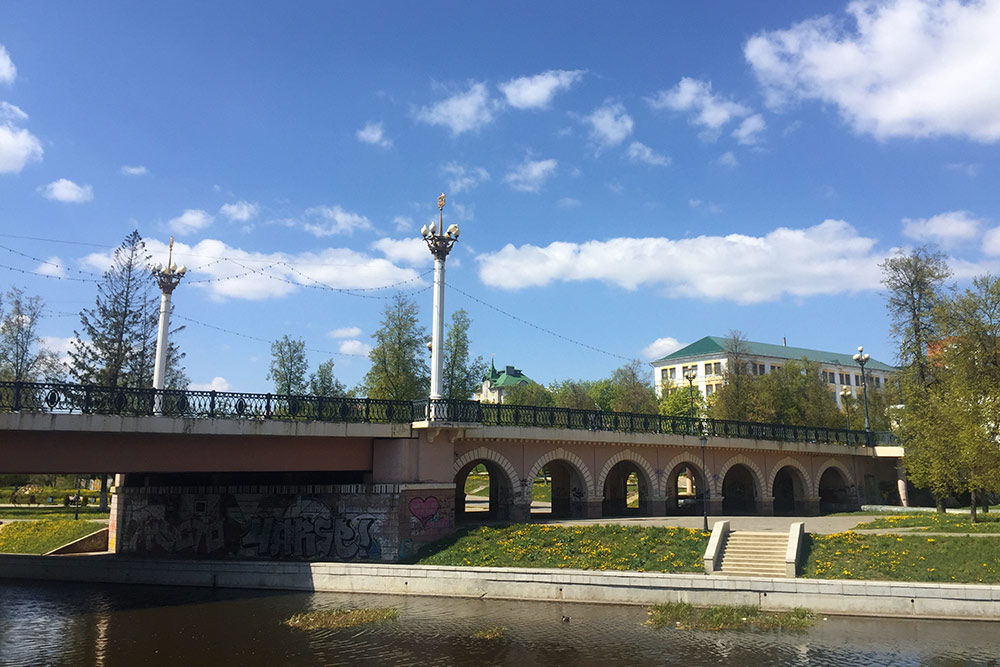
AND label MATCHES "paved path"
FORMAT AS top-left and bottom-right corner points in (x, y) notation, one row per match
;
(539, 514), (876, 535)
